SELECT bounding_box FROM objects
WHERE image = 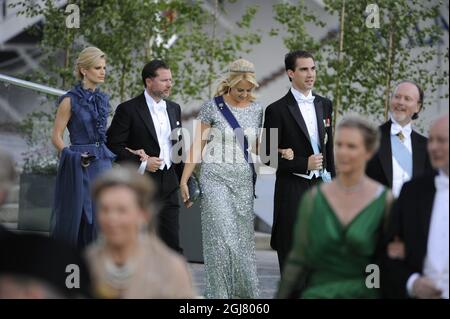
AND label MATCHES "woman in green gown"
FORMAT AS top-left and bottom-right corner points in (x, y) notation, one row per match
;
(277, 115), (394, 299)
